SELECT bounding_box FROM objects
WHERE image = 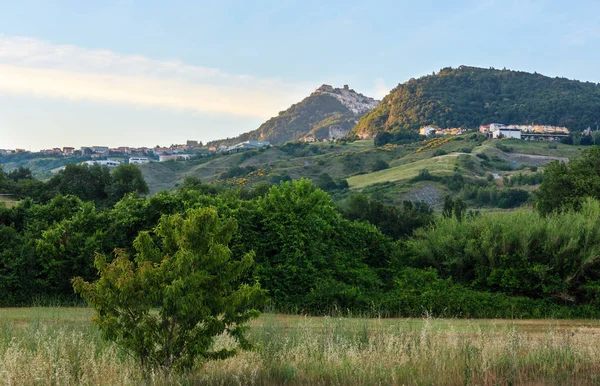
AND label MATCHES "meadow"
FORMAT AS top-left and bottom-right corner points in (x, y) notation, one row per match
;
(2, 308), (600, 385)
